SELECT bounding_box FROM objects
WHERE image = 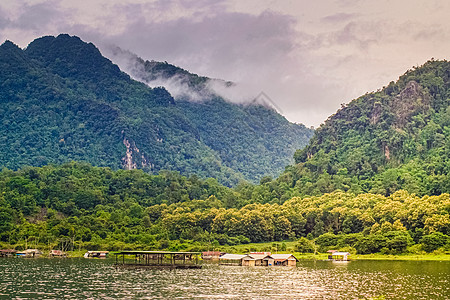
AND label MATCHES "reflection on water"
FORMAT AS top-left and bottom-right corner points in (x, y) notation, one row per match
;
(0, 258), (448, 299)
